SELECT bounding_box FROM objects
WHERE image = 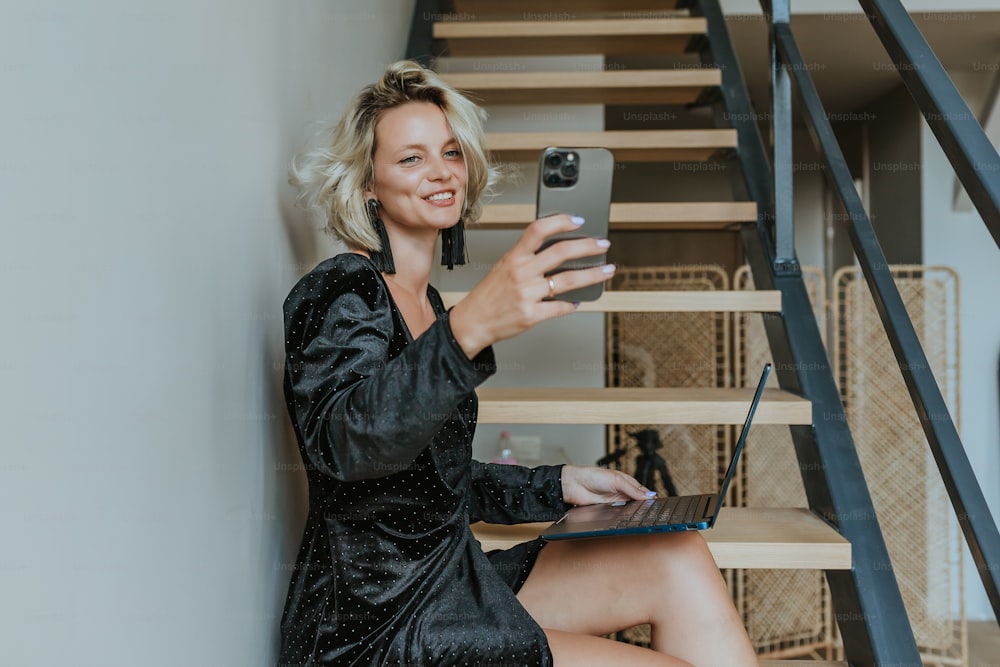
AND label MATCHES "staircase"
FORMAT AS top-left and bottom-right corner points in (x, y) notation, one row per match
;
(405, 0), (977, 664)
